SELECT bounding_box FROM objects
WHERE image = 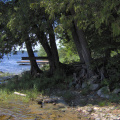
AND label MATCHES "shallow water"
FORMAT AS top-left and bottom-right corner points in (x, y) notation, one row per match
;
(0, 98), (81, 120)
